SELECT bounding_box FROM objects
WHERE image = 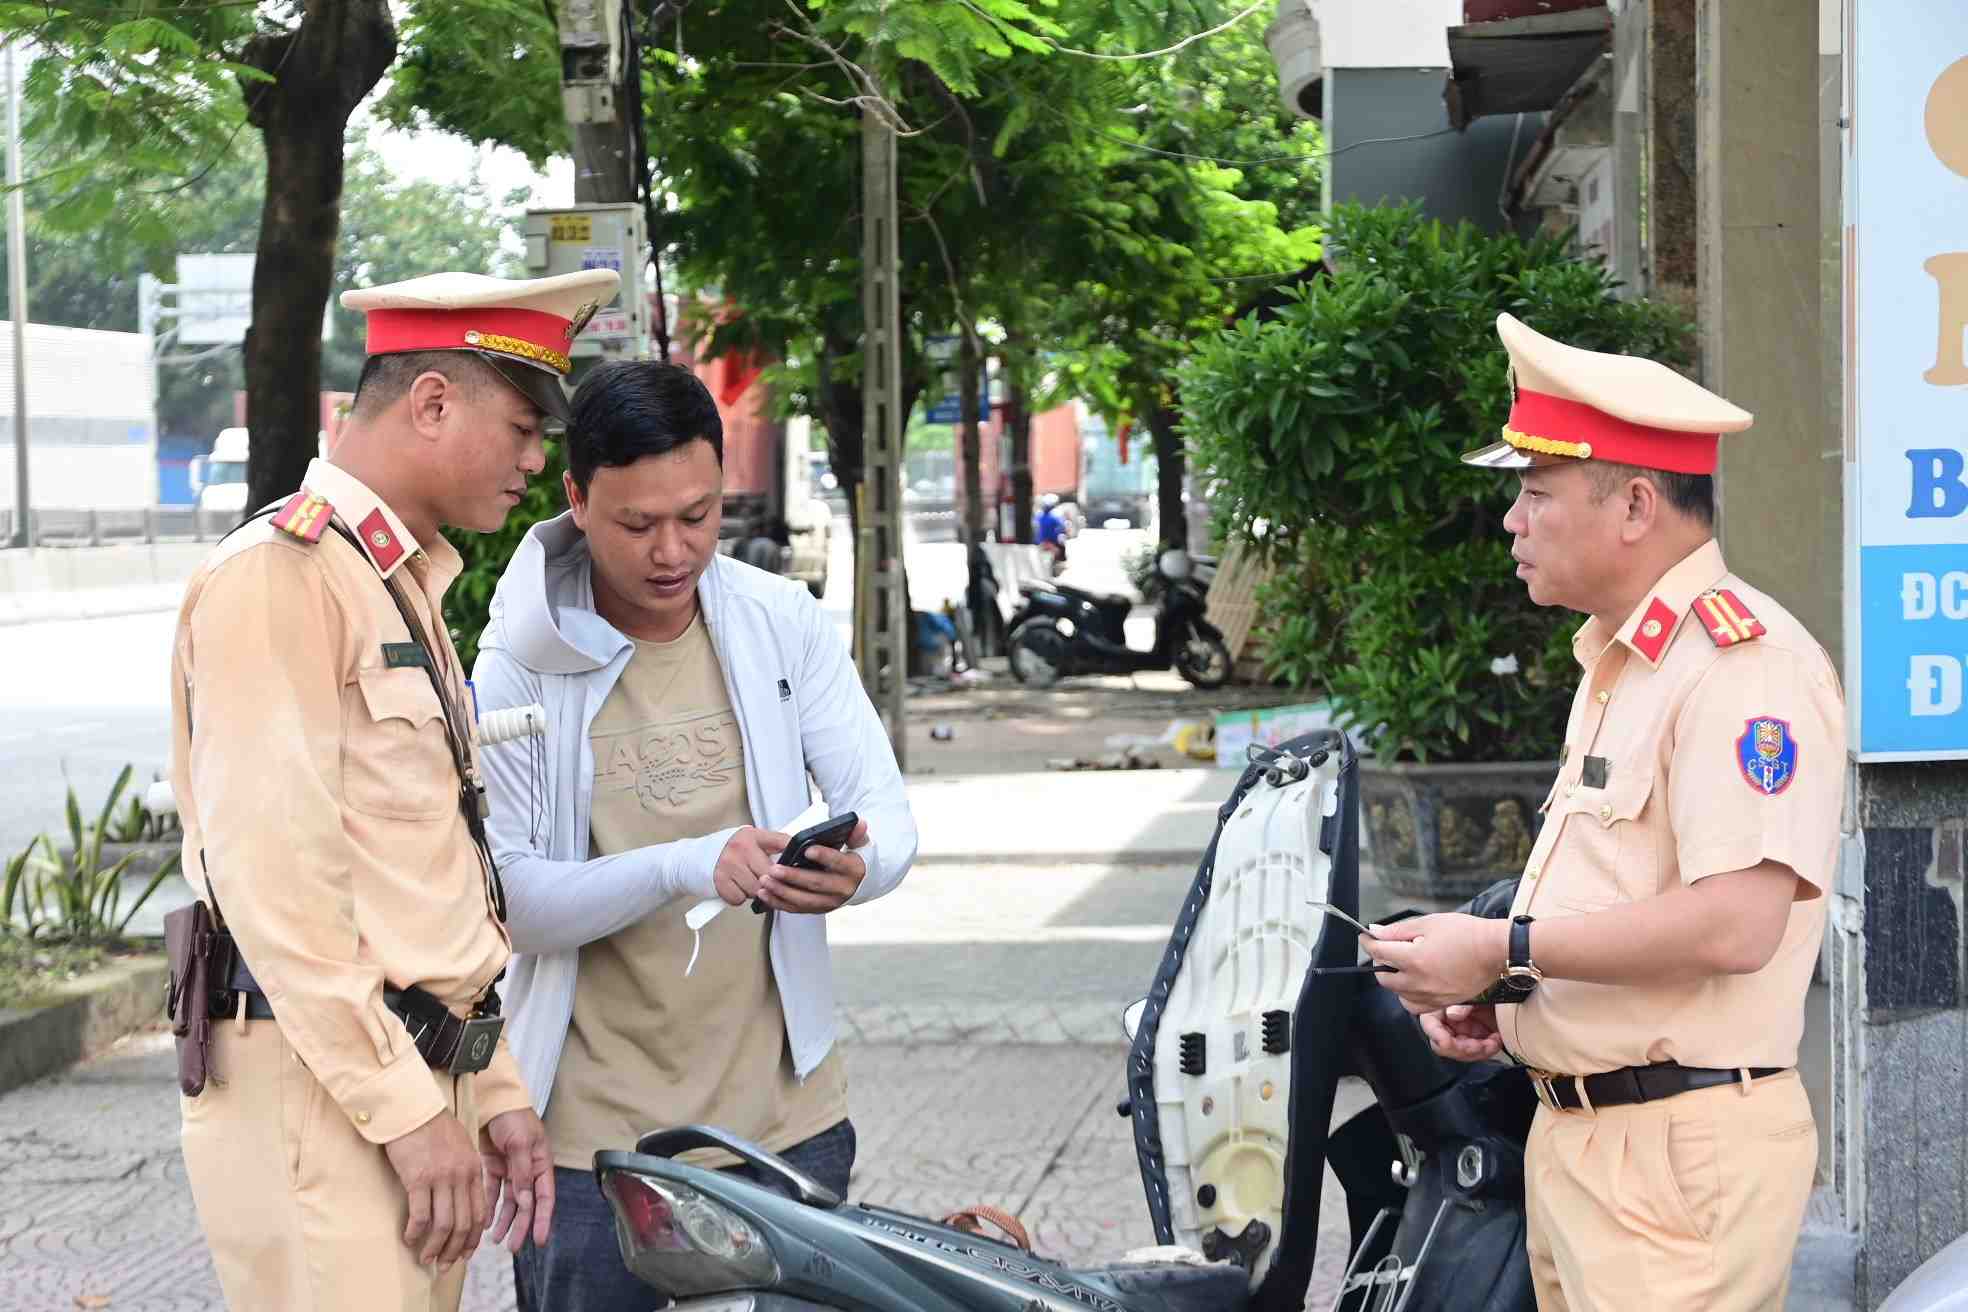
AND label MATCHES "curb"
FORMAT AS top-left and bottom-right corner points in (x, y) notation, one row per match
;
(0, 587), (183, 628)
(0, 955), (168, 1096)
